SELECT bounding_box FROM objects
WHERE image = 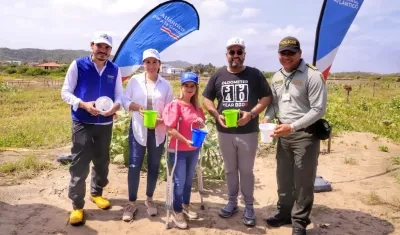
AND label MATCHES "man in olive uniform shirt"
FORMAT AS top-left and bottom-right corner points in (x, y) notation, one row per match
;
(262, 36), (327, 235)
